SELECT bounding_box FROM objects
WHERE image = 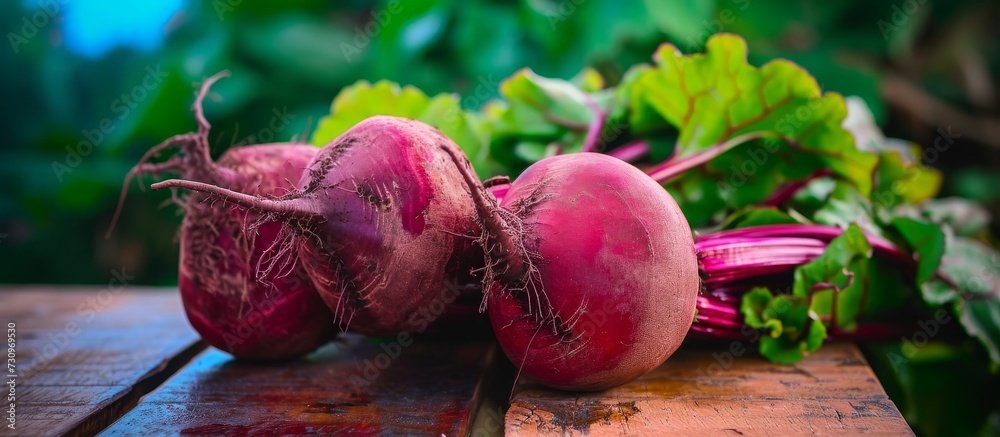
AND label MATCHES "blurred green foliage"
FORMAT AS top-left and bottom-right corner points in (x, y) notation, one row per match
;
(2, 0), (997, 286)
